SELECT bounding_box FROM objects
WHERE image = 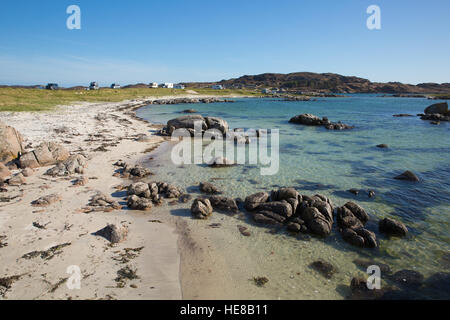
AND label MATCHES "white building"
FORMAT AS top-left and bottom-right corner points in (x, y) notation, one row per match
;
(159, 83), (174, 89)
(150, 82), (158, 88)
(211, 84), (224, 90)
(174, 84), (185, 89)
(261, 88), (271, 94)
